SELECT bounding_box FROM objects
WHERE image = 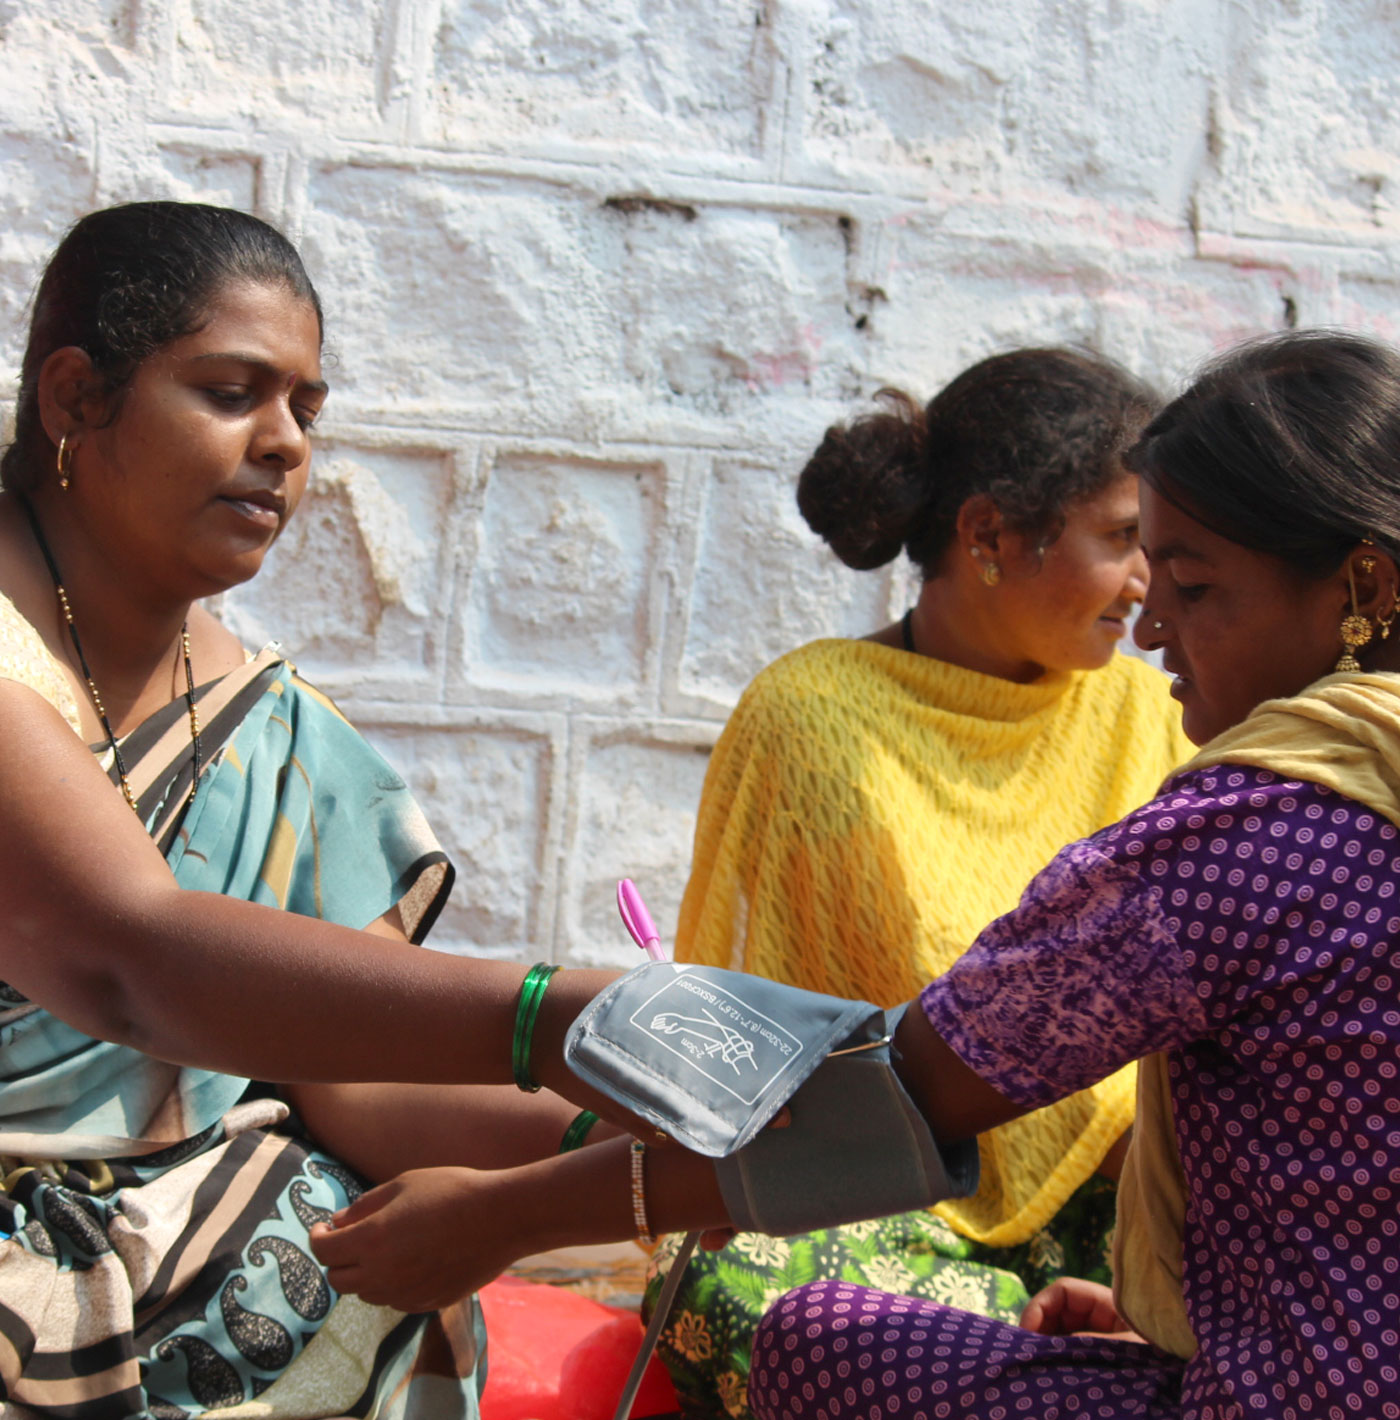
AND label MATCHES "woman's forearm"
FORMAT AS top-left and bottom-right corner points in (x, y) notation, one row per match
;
(462, 1136), (733, 1259)
(310, 1134), (731, 1311)
(283, 1083), (589, 1182)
